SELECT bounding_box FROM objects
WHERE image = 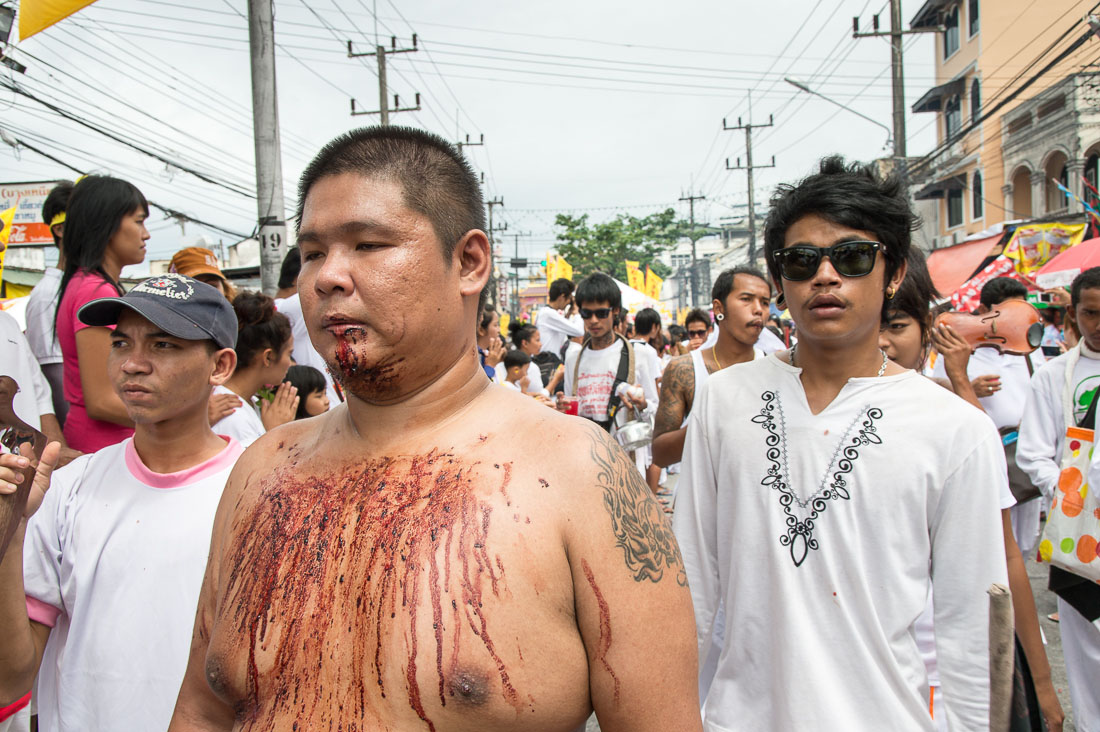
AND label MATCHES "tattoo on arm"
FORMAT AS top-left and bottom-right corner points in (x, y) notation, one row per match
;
(653, 356), (694, 438)
(587, 427), (687, 586)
